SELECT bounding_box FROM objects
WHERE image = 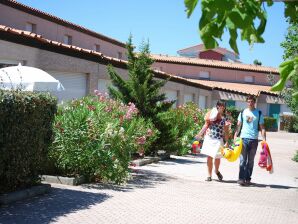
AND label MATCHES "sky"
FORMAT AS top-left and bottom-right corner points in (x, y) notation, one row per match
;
(17, 0), (289, 68)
